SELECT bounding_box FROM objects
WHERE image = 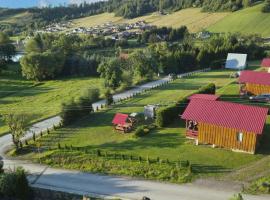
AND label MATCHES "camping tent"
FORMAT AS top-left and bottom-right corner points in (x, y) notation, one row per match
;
(225, 53), (247, 69)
